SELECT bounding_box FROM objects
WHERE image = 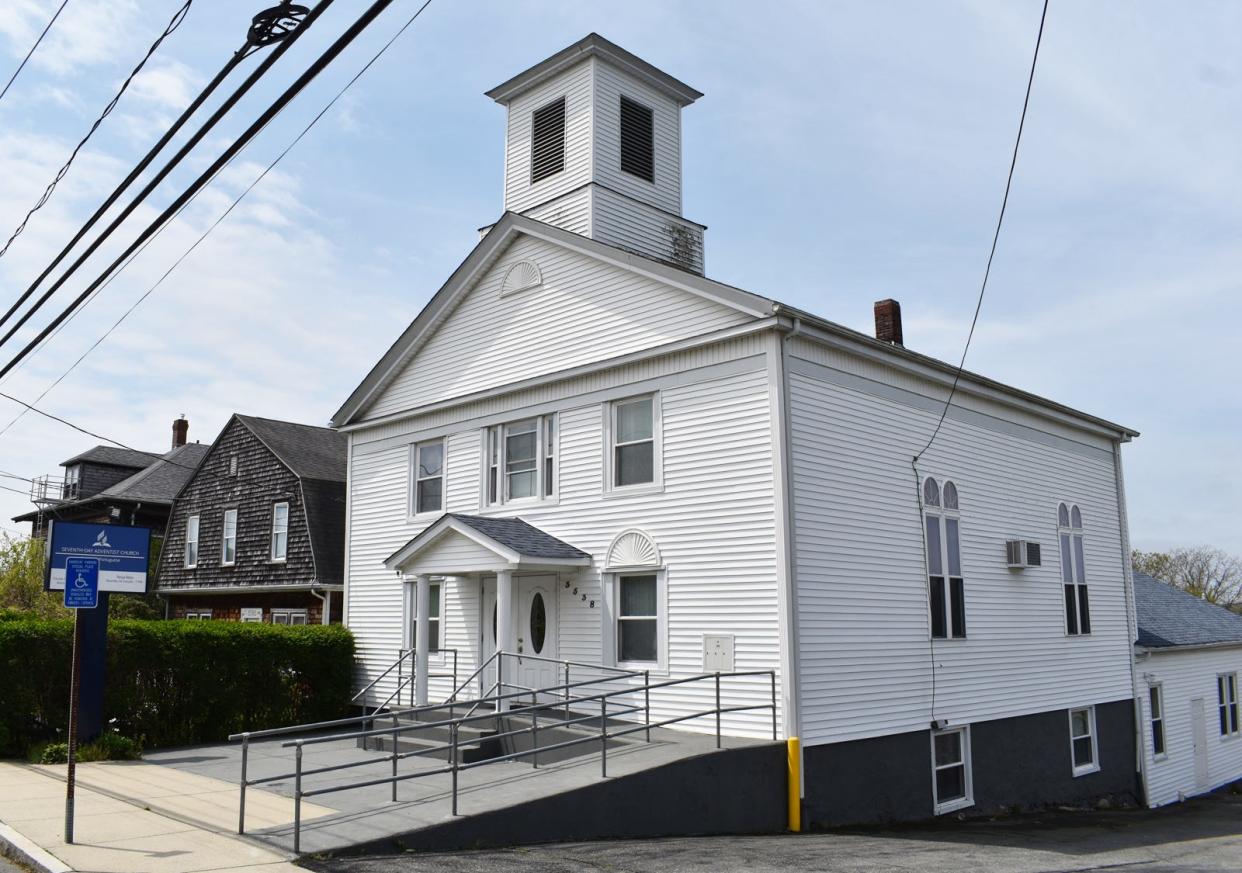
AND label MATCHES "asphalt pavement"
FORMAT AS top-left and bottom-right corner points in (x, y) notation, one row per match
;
(301, 787), (1242, 873)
